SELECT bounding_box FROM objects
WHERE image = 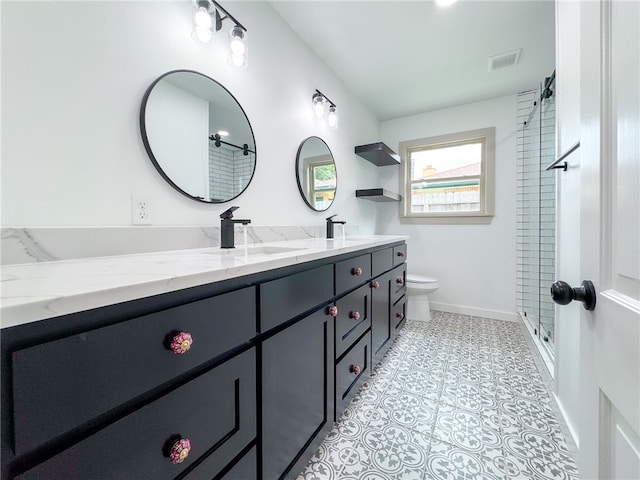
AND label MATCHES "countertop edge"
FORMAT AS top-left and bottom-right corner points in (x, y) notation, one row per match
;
(1, 236), (408, 329)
